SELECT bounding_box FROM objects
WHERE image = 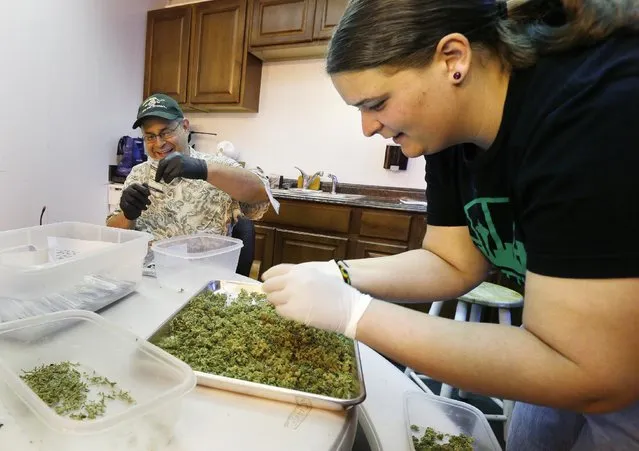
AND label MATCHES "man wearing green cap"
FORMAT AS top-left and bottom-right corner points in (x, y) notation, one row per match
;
(106, 94), (272, 241)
